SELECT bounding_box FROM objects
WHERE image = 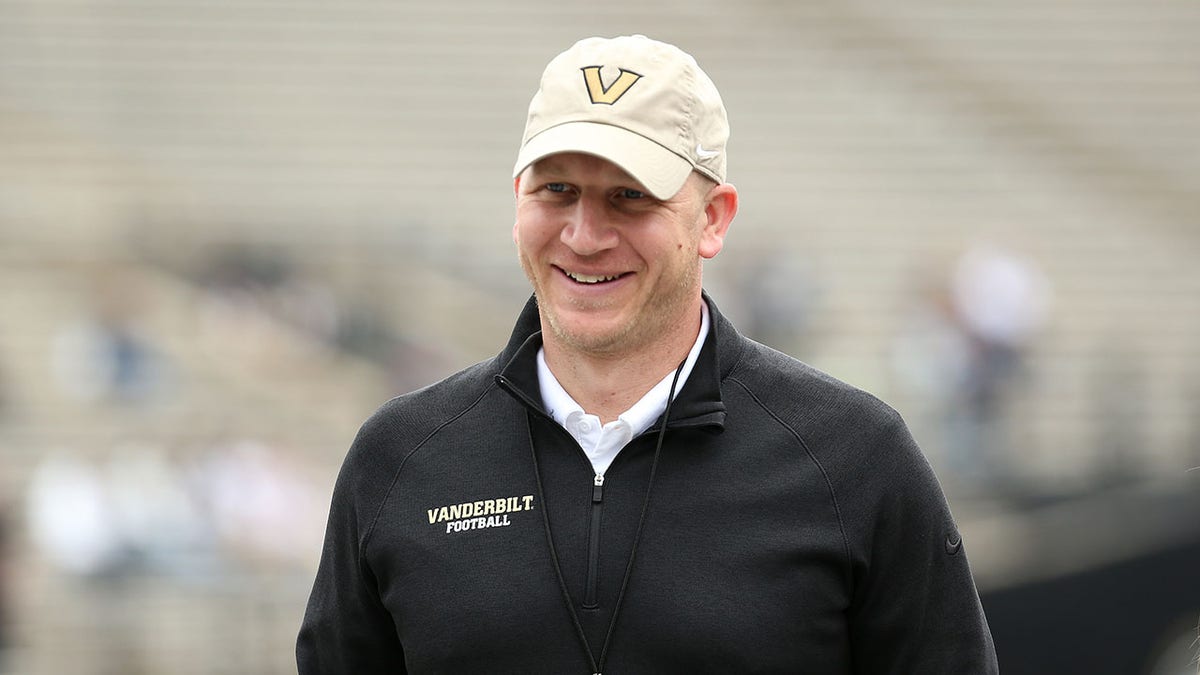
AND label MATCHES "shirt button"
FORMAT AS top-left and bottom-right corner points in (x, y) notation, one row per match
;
(579, 420), (593, 433)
